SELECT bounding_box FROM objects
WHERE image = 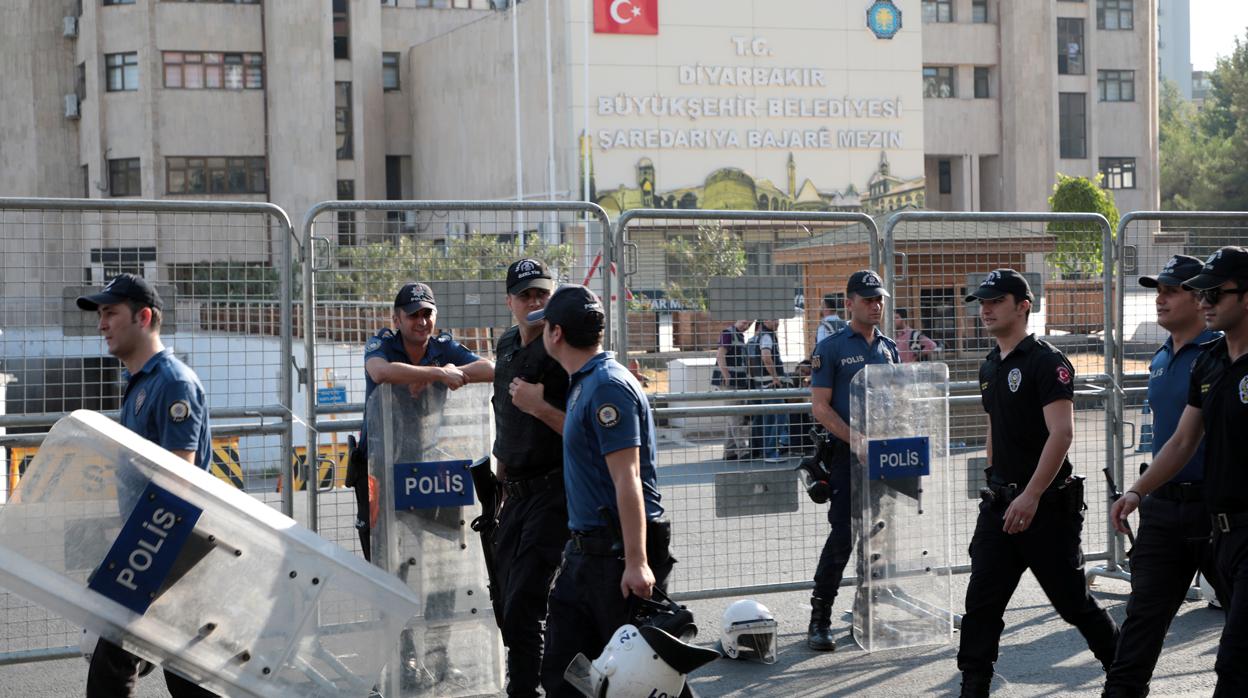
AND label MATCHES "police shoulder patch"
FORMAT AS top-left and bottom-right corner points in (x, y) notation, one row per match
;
(169, 400), (191, 423)
(436, 332), (451, 343)
(1239, 375), (1248, 404)
(596, 403), (621, 428)
(1056, 365), (1072, 385)
(811, 353), (822, 371)
(364, 337), (383, 353)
